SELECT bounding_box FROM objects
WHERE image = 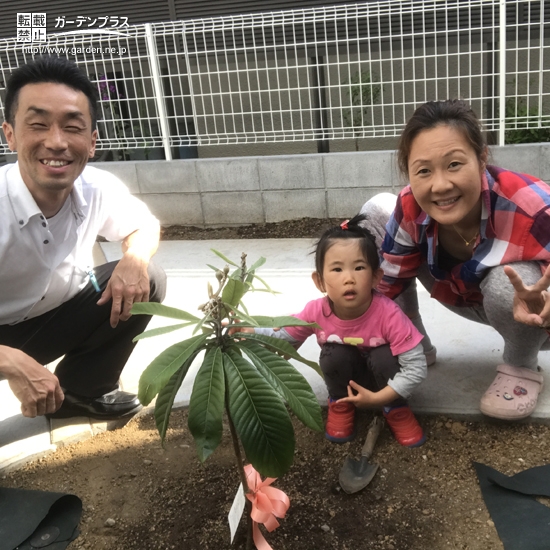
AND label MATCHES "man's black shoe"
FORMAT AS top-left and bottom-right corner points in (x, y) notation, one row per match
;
(46, 389), (142, 421)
